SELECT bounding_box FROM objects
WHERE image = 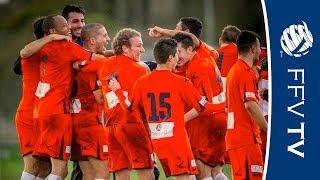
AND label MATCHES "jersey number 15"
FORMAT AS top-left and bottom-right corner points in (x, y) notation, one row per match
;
(147, 92), (171, 121)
